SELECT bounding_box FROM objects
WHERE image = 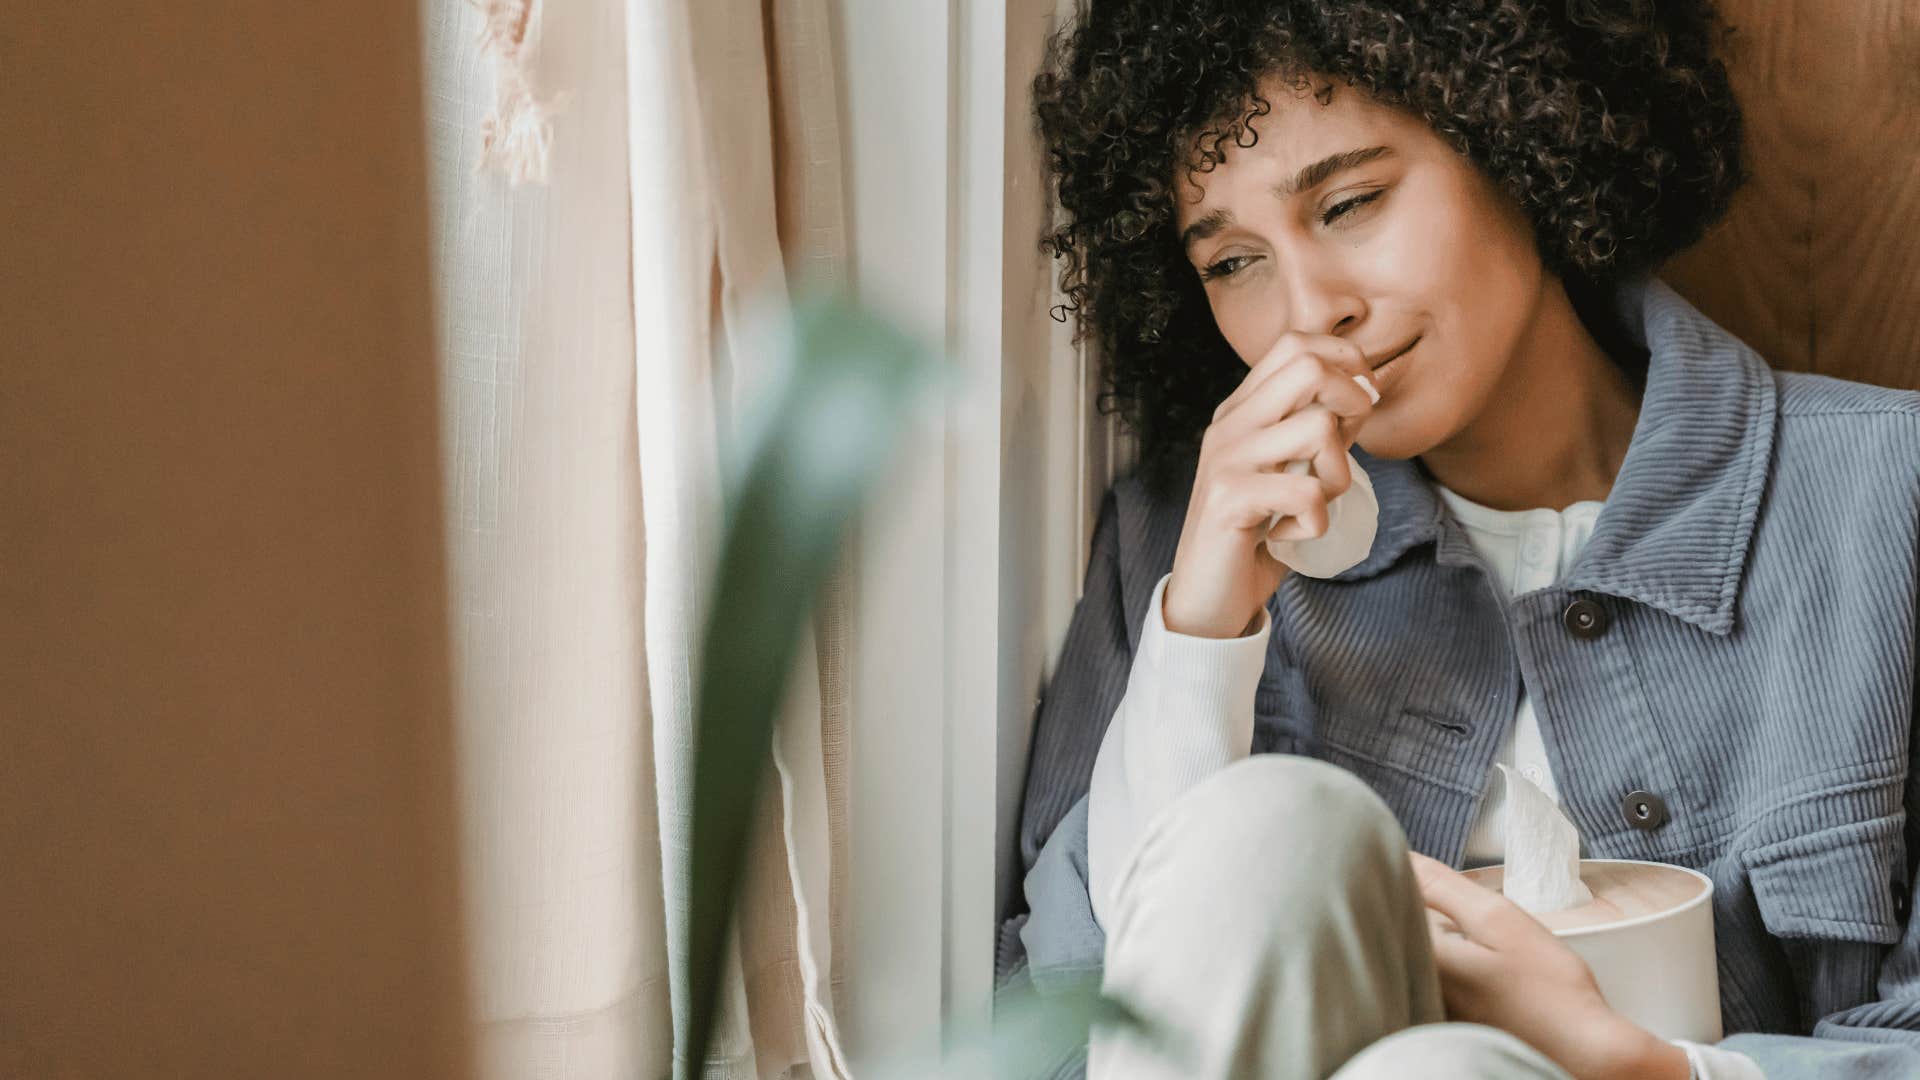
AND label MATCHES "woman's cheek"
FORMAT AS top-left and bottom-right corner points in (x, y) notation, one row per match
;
(1209, 304), (1262, 367)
